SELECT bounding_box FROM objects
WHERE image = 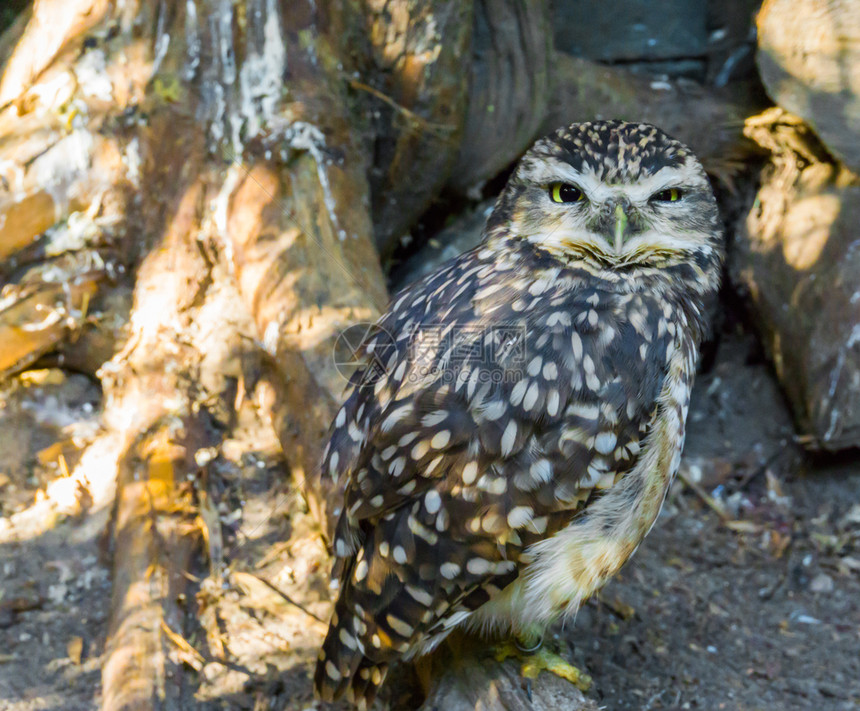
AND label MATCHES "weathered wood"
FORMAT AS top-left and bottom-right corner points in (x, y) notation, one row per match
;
(211, 0), (389, 538)
(0, 4), (31, 76)
(757, 0), (860, 174)
(0, 259), (104, 379)
(224, 157), (386, 539)
(53, 282), (134, 376)
(103, 423), (203, 711)
(0, 1), (144, 375)
(419, 637), (599, 711)
(448, 49), (762, 195)
(731, 108), (860, 450)
(447, 0), (552, 194)
(363, 0), (474, 256)
(97, 129), (260, 707)
(98, 162), (210, 711)
(0, 0), (111, 107)
(0, 192), (58, 260)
